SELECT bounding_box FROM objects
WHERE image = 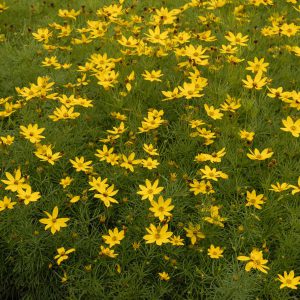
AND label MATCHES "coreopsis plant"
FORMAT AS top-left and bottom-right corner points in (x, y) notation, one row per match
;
(0, 0), (299, 298)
